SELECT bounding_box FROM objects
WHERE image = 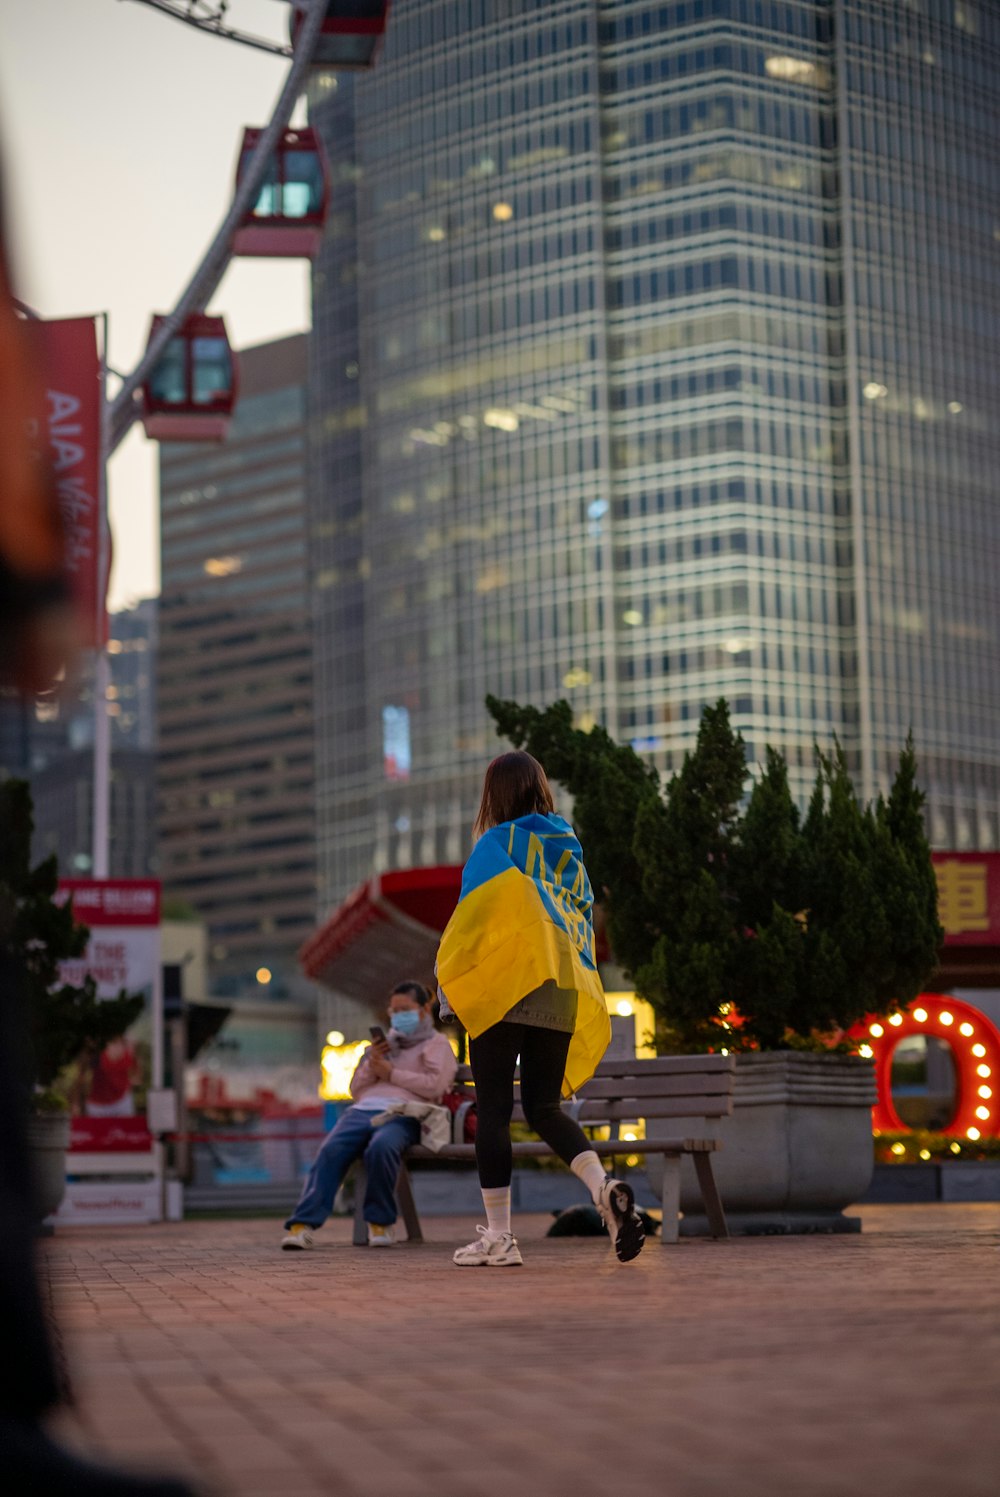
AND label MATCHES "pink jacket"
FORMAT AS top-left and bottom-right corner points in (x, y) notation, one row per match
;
(349, 1029), (457, 1107)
